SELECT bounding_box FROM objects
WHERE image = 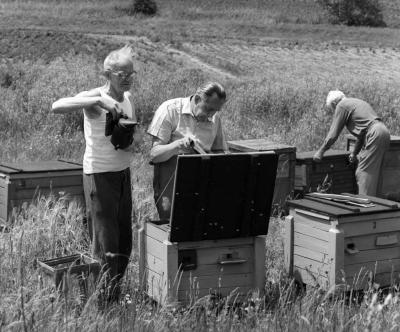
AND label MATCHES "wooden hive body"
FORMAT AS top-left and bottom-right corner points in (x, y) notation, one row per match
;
(347, 134), (400, 200)
(295, 150), (357, 195)
(228, 139), (296, 211)
(139, 152), (278, 305)
(0, 160), (83, 225)
(140, 222), (266, 304)
(285, 194), (400, 290)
